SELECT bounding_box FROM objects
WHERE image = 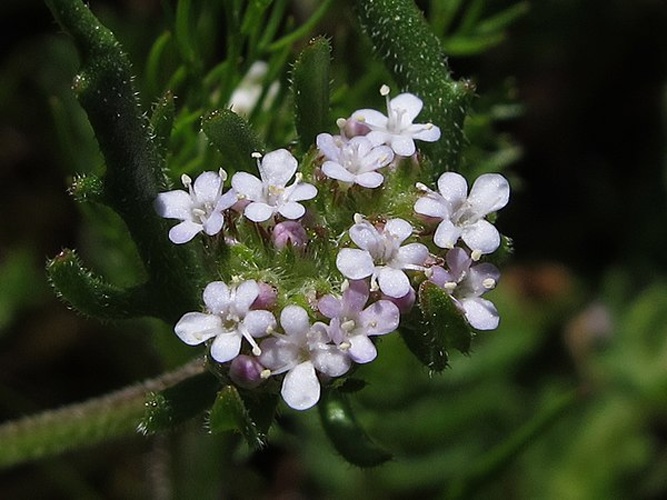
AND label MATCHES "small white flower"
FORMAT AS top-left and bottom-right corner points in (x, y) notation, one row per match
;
(414, 172), (510, 256)
(350, 85), (441, 157)
(336, 216), (429, 298)
(428, 248), (501, 330)
(316, 134), (394, 188)
(231, 149), (317, 222)
(259, 305), (350, 410)
(174, 280), (276, 363)
(228, 61), (280, 117)
(154, 170), (237, 244)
